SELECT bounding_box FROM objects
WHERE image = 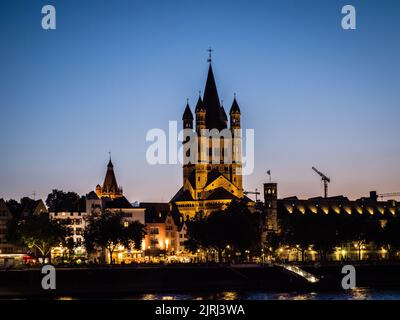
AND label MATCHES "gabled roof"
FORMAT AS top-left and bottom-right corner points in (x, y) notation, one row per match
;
(206, 187), (239, 200)
(86, 191), (100, 200)
(140, 202), (170, 212)
(205, 169), (223, 186)
(172, 189), (194, 202)
(203, 64), (227, 130)
(104, 196), (133, 209)
(21, 199), (43, 214)
(170, 187), (193, 203)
